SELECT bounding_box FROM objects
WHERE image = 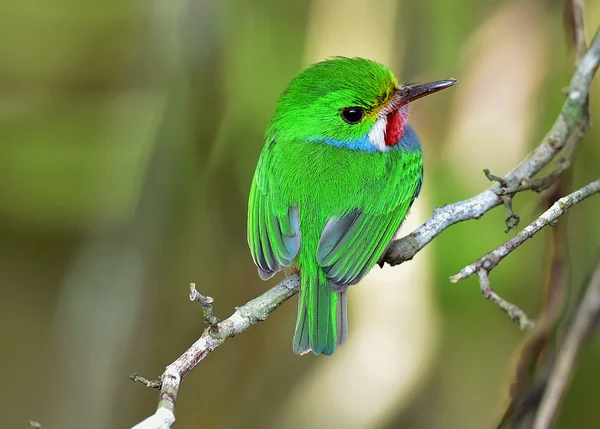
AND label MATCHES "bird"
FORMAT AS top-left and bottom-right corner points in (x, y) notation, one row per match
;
(247, 57), (457, 356)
